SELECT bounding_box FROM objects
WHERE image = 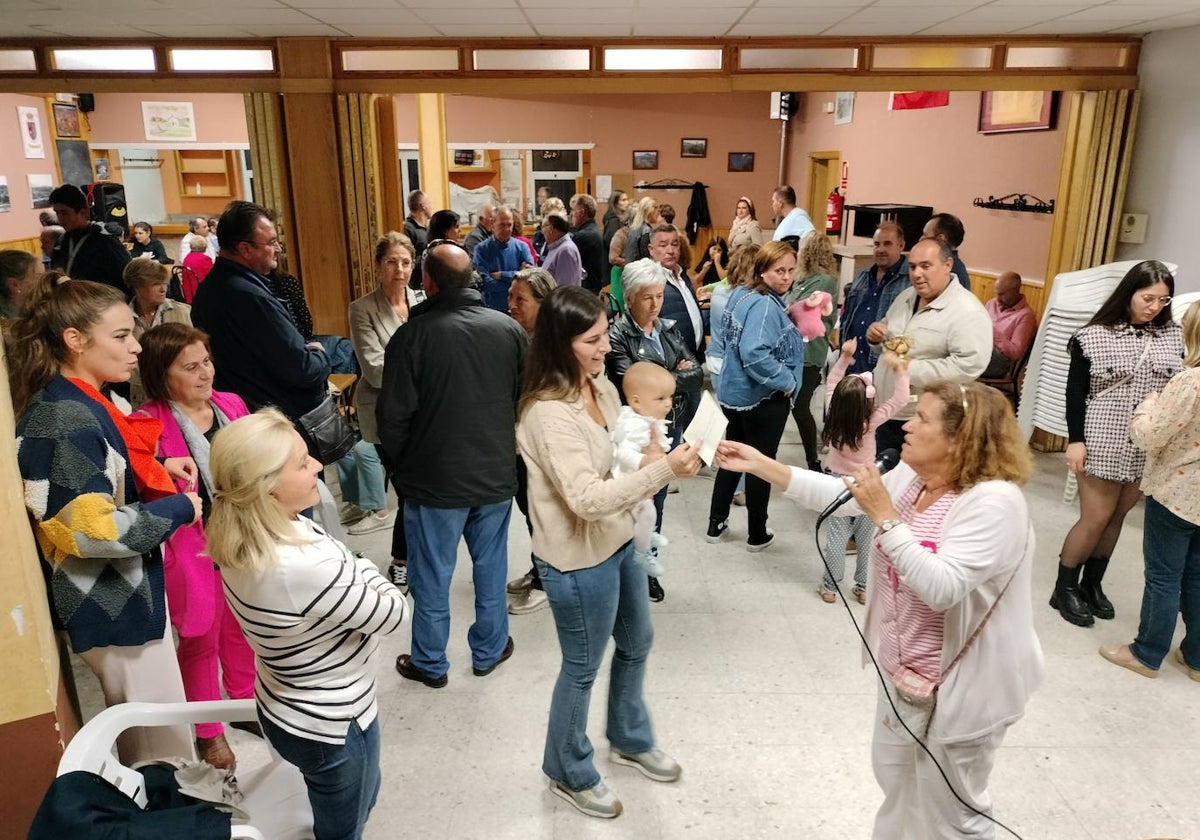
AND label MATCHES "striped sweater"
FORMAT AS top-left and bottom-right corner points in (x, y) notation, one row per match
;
(16, 376), (195, 653)
(221, 517), (408, 744)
